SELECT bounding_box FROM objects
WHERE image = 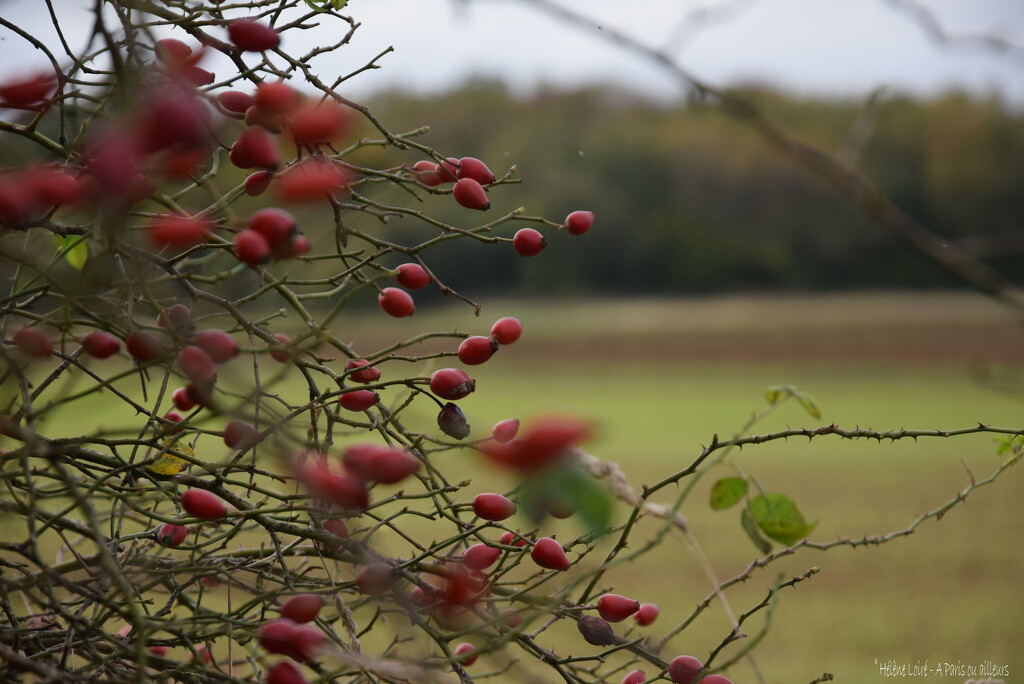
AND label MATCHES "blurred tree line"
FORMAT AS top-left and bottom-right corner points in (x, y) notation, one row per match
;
(3, 81), (1021, 304)
(356, 81), (1024, 297)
